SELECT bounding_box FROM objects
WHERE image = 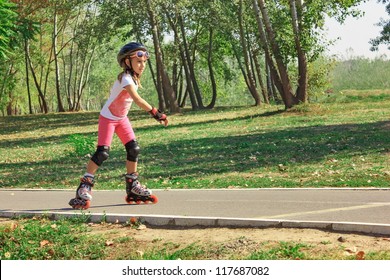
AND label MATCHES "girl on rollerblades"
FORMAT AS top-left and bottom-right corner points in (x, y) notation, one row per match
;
(69, 42), (168, 209)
